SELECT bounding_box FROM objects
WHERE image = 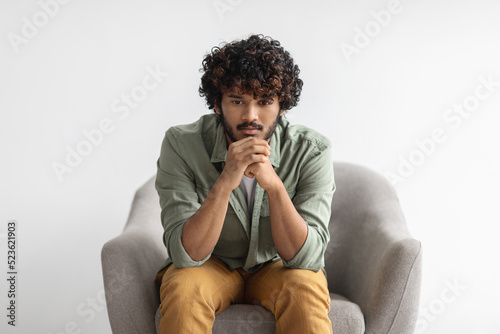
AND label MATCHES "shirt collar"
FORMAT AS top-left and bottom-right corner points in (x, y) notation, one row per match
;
(210, 120), (283, 169)
(210, 122), (228, 164)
